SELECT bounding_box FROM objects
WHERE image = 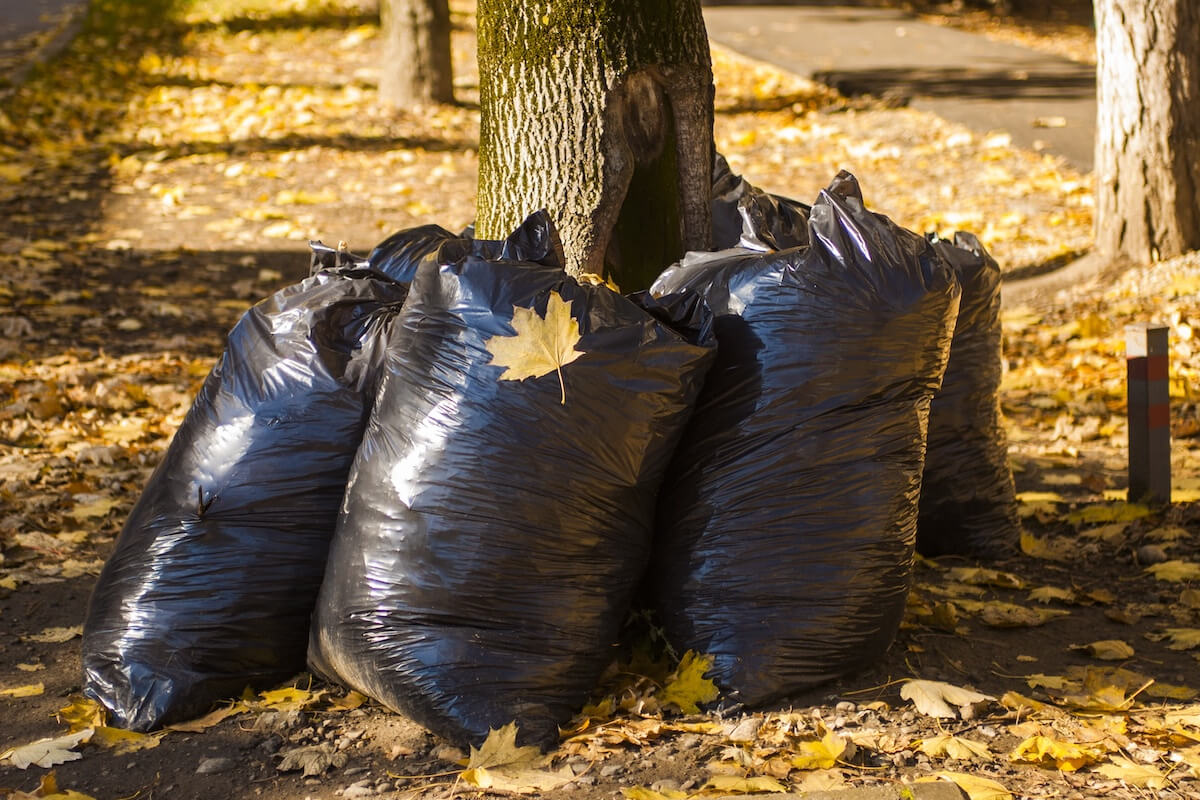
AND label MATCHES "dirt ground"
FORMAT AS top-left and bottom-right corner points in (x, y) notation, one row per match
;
(4, 1), (1200, 799)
